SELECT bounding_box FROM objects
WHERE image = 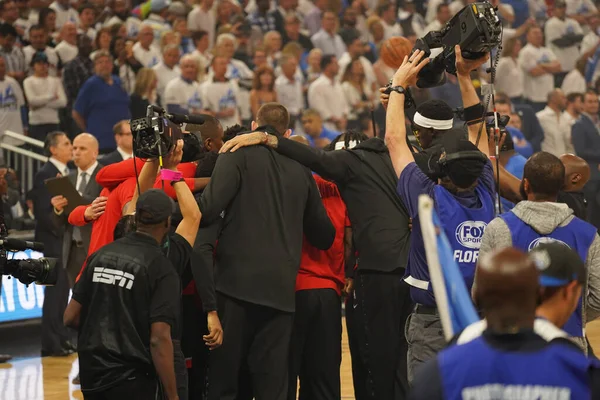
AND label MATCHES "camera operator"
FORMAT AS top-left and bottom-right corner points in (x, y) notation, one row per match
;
(384, 48), (495, 381)
(64, 187), (181, 400)
(477, 151), (600, 351)
(409, 248), (600, 400)
(199, 103), (335, 400)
